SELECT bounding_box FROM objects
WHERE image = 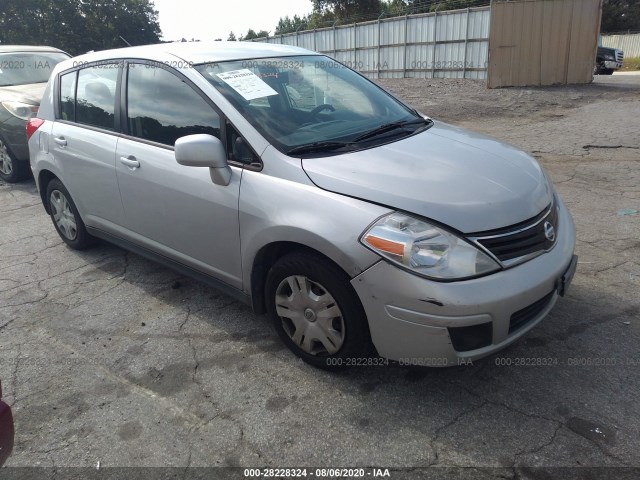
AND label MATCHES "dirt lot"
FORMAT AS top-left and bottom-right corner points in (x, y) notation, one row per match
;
(1, 74), (639, 478)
